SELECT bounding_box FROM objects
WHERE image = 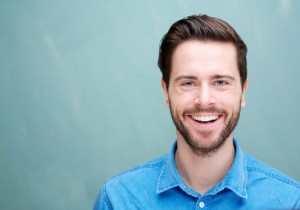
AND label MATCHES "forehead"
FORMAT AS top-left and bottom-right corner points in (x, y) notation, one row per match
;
(170, 40), (239, 79)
